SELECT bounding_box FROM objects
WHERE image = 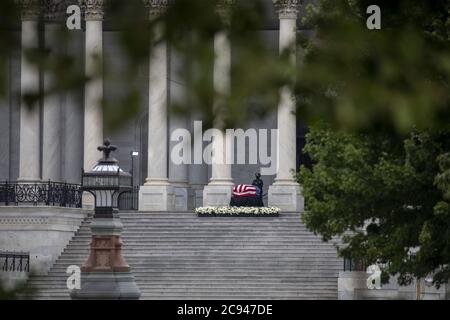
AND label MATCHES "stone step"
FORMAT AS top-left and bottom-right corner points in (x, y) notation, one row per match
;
(28, 276), (338, 282)
(72, 232), (330, 237)
(56, 253), (340, 259)
(25, 211), (342, 299)
(63, 246), (339, 252)
(49, 262), (342, 268)
(75, 230), (323, 235)
(28, 289), (337, 294)
(27, 282), (338, 289)
(29, 274), (340, 282)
